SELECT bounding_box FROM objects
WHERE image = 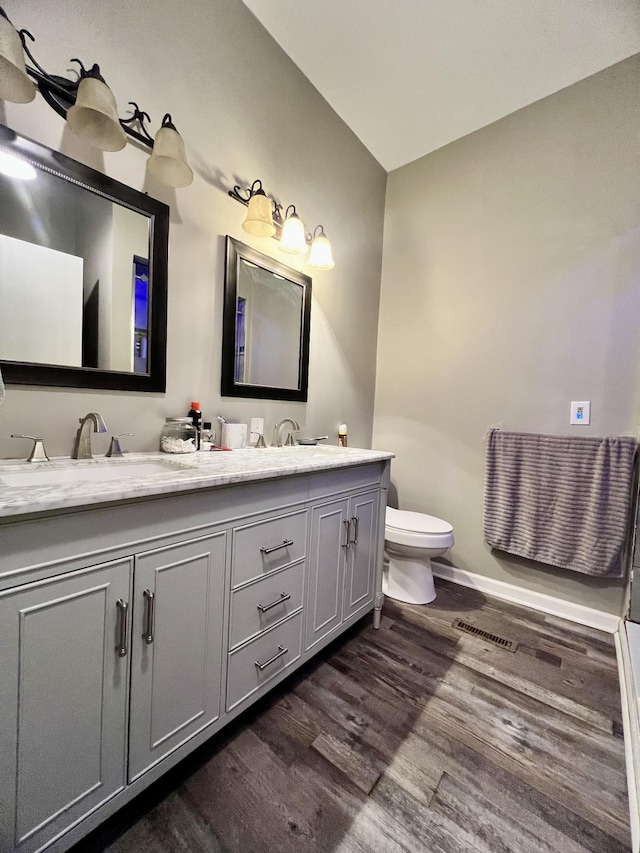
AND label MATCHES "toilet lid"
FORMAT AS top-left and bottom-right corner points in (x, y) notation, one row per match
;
(386, 506), (453, 535)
